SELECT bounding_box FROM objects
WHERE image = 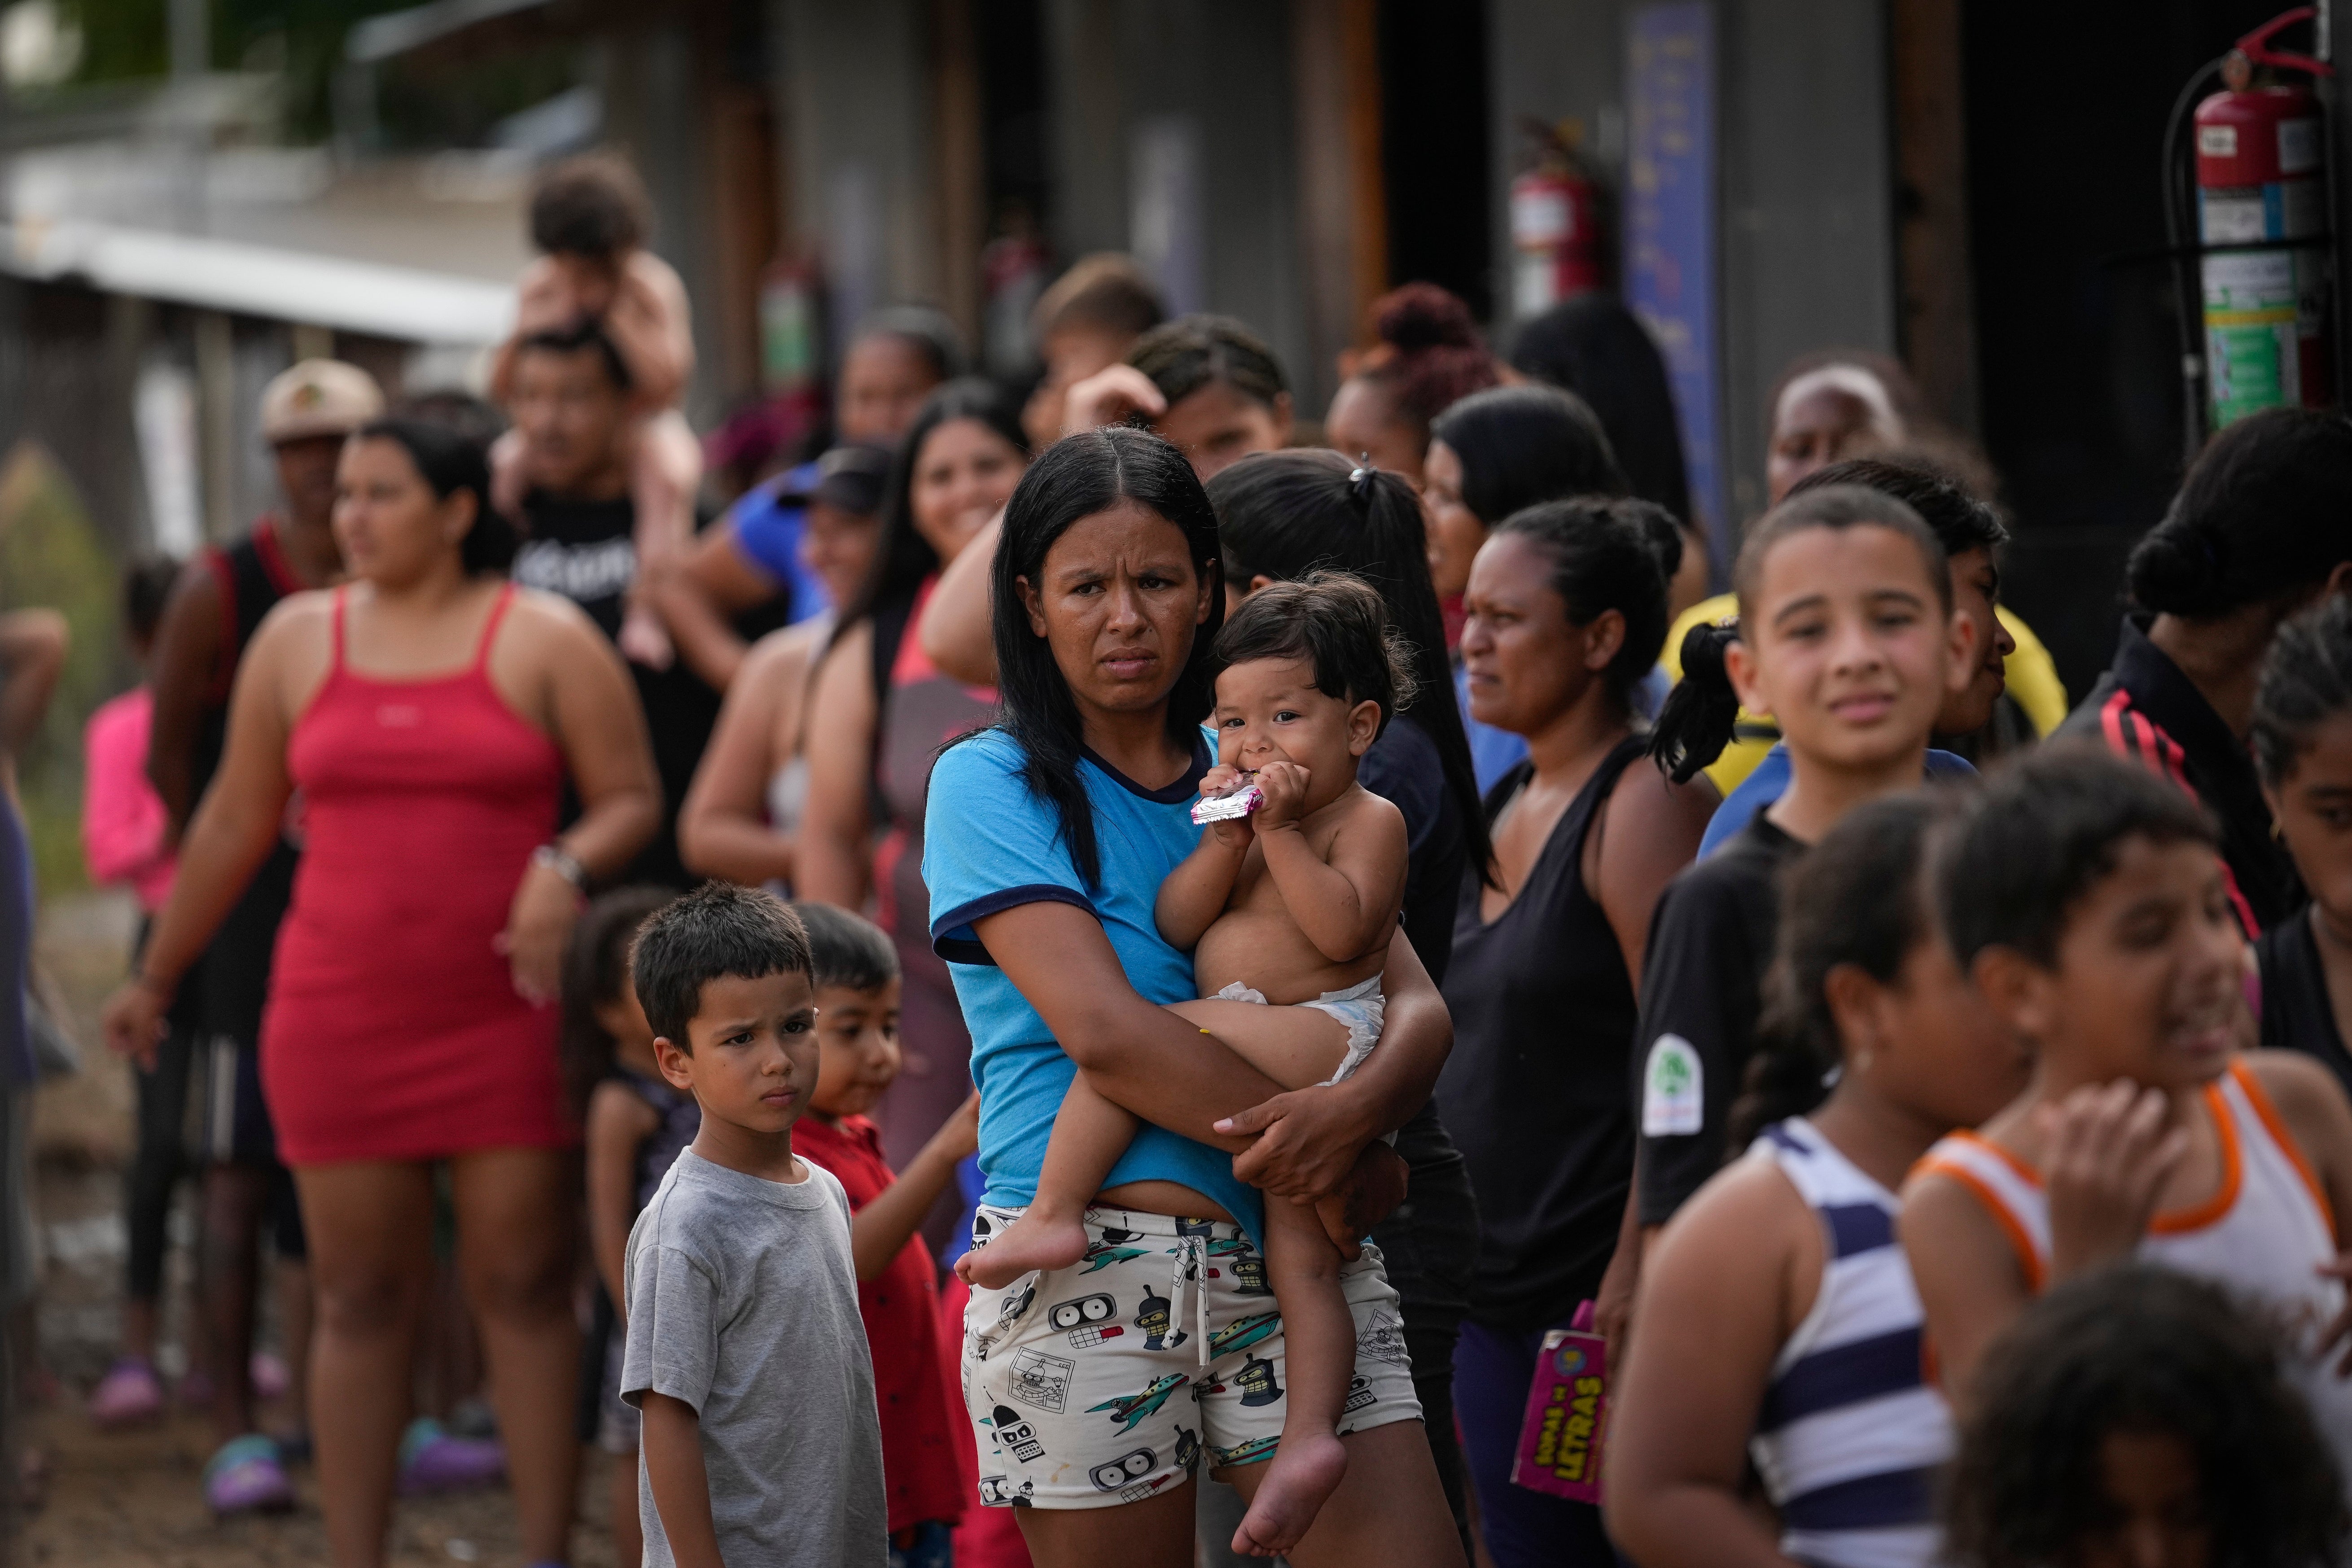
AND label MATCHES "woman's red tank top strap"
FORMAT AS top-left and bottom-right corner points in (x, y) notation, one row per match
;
(471, 583), (517, 672)
(329, 585), (350, 671)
